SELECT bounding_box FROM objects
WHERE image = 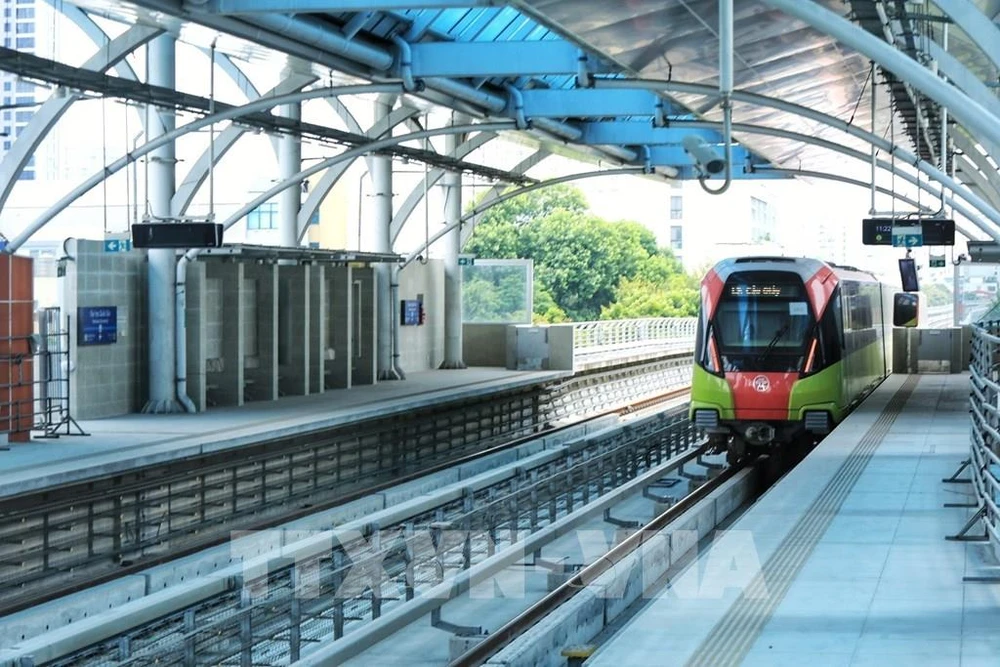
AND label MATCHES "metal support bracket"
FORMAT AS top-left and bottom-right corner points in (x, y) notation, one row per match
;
(643, 477), (682, 504)
(697, 455), (725, 470)
(603, 507), (641, 529)
(943, 458), (973, 483)
(678, 464), (708, 483)
(431, 606), (485, 636)
(945, 506), (990, 542)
